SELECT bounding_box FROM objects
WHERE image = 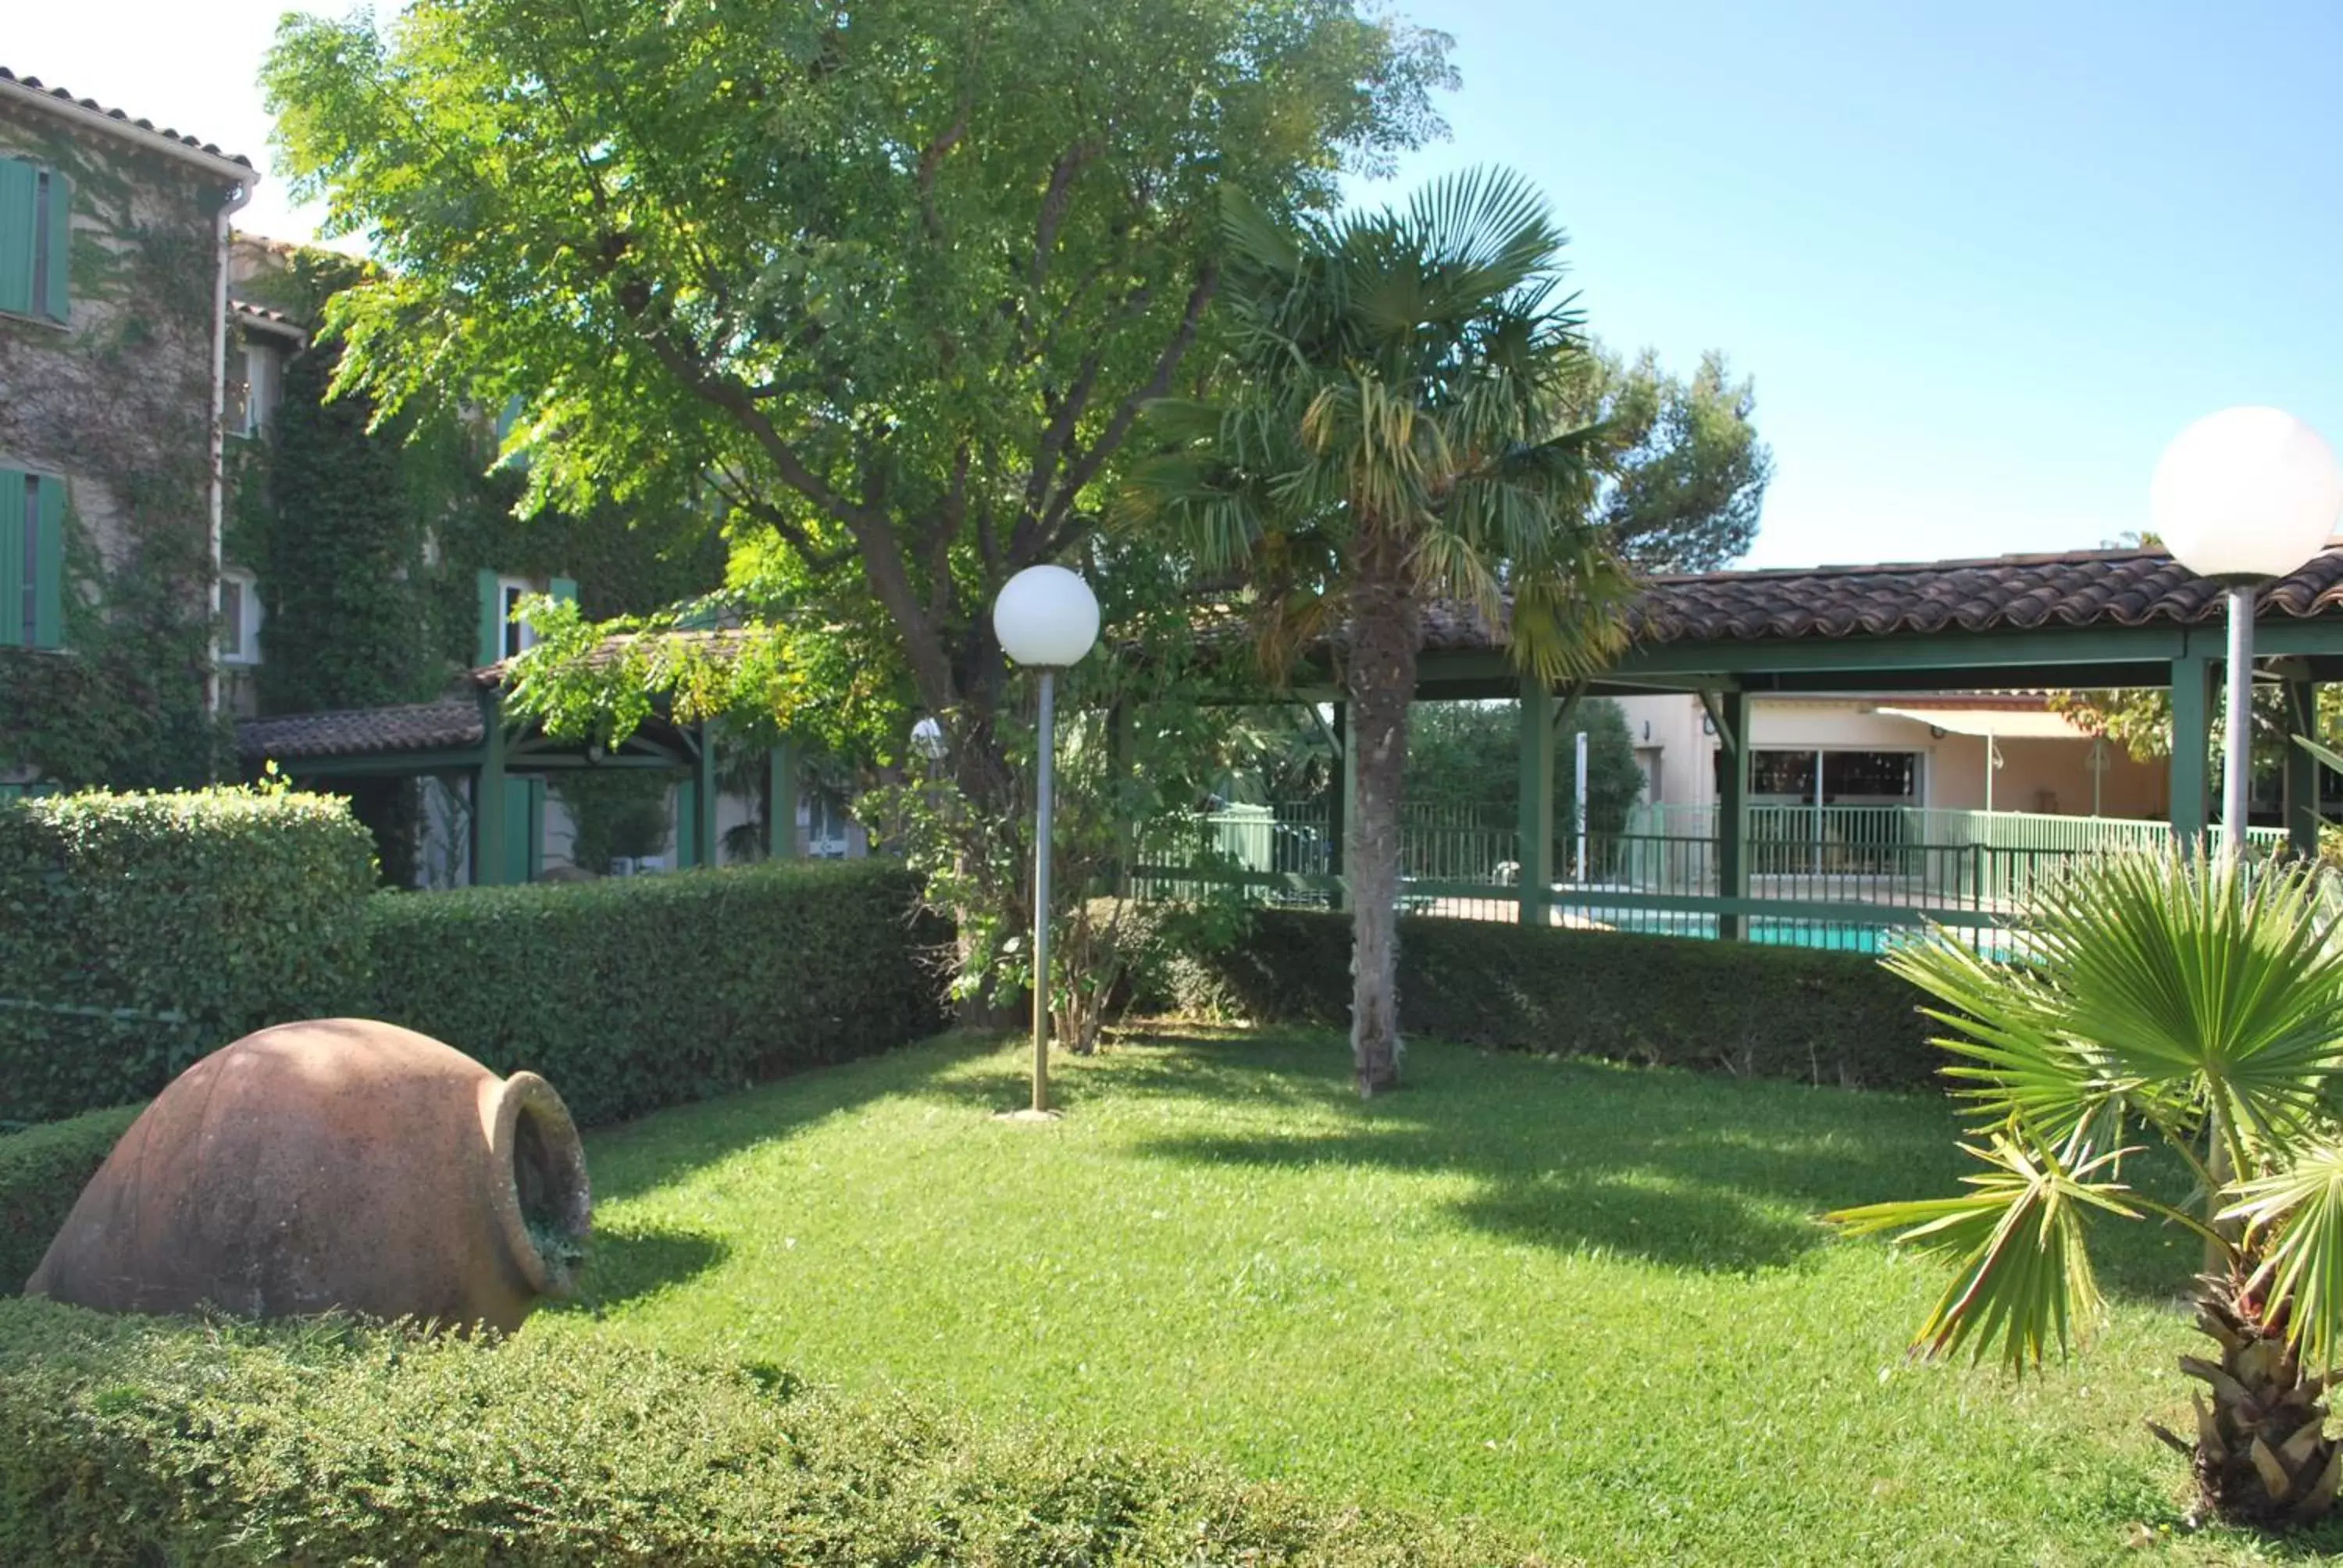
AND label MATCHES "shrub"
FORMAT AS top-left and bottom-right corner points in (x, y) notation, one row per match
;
(1161, 908), (1935, 1089)
(364, 861), (949, 1125)
(0, 788), (378, 1124)
(0, 1105), (141, 1294)
(0, 1298), (1534, 1567)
